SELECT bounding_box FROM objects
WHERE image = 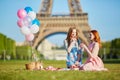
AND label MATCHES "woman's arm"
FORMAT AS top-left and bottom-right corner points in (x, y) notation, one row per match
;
(64, 40), (75, 53)
(80, 42), (99, 57)
(82, 44), (93, 57)
(64, 40), (68, 52)
(64, 40), (72, 53)
(91, 43), (99, 56)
